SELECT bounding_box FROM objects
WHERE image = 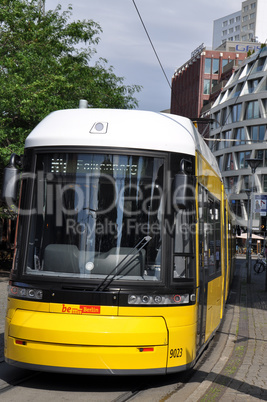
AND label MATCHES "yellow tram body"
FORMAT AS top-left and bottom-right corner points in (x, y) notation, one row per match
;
(5, 300), (197, 373)
(3, 109), (235, 374)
